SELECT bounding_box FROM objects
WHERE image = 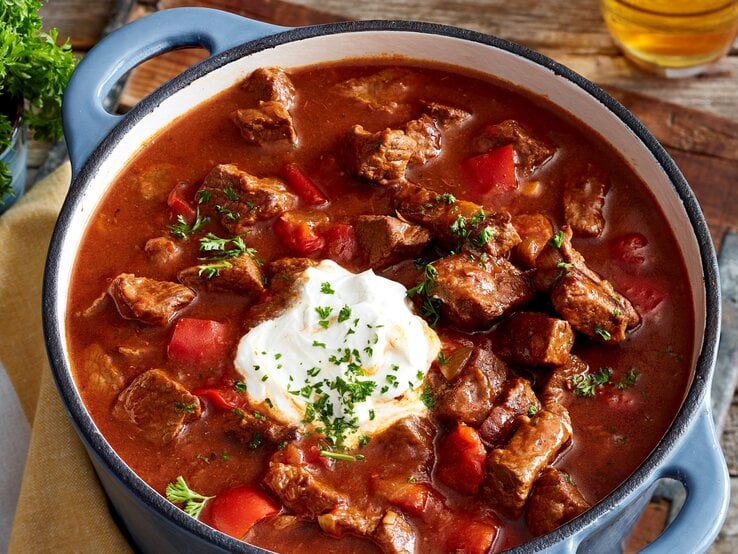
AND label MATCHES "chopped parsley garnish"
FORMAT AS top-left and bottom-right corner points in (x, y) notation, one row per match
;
(175, 401), (196, 414)
(550, 230), (565, 249)
(594, 325), (612, 341)
(570, 367), (613, 397)
(616, 368), (639, 389)
(198, 260), (233, 279)
(407, 263), (442, 327)
(233, 381), (248, 393)
(434, 192), (457, 204)
(215, 204), (240, 222)
(307, 367), (321, 377)
(198, 233), (260, 264)
(407, 475), (417, 483)
(223, 185), (240, 202)
(437, 351), (449, 365)
(337, 305), (352, 323)
(474, 225), (495, 247)
(313, 340), (326, 348)
(369, 409), (376, 420)
(319, 450), (365, 462)
(527, 404), (539, 417)
(196, 189), (212, 204)
(249, 432), (263, 449)
(420, 387), (437, 409)
(168, 208), (210, 238)
(321, 281), (335, 294)
(165, 476), (213, 518)
(316, 306), (333, 320)
(613, 307), (622, 316)
(358, 435), (371, 447)
(221, 451), (230, 461)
